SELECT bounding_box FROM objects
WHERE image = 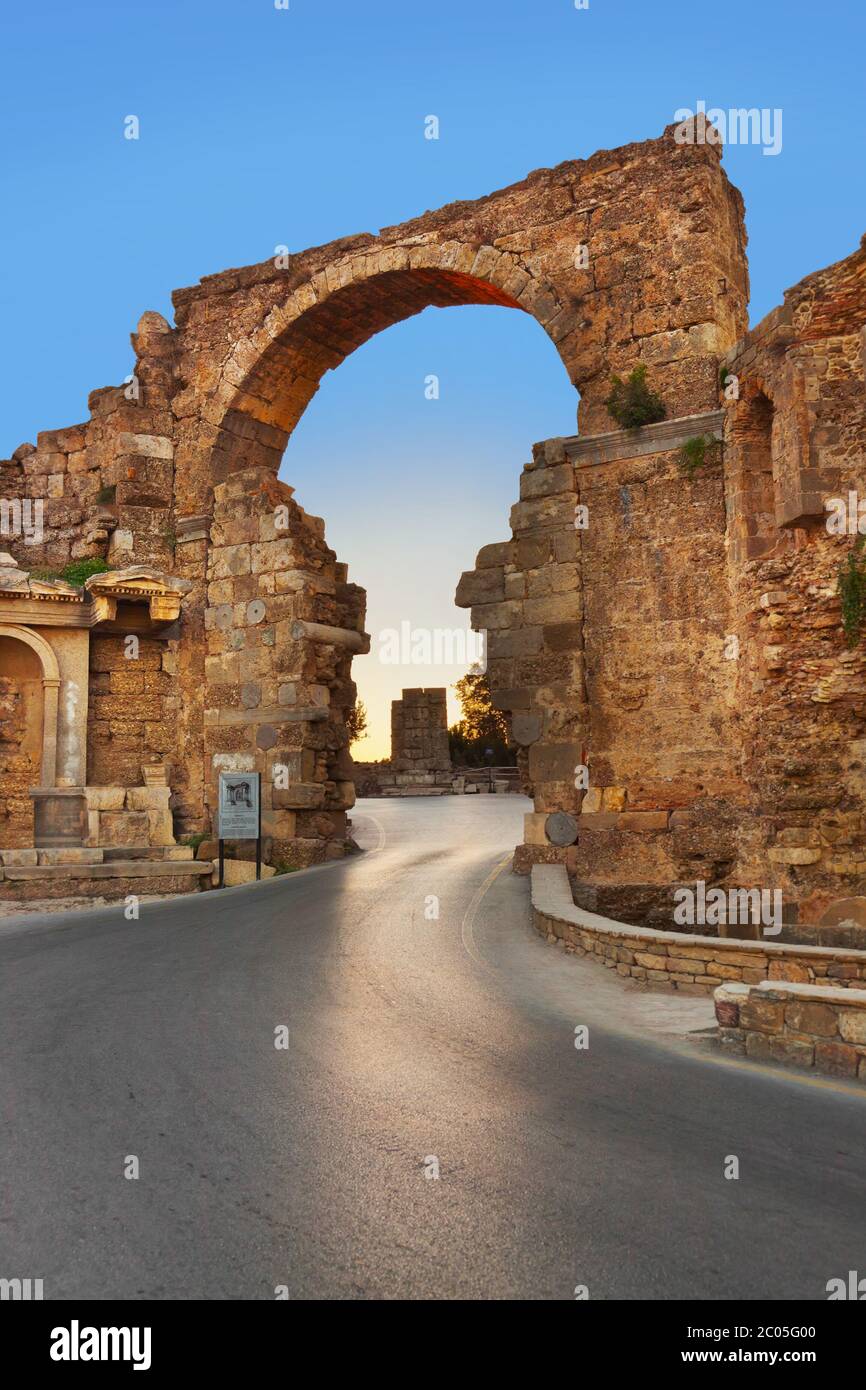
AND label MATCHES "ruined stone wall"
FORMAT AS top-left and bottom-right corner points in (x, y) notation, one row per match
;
(458, 237), (865, 929)
(721, 238), (866, 925)
(0, 426), (106, 573)
(0, 339), (179, 582)
(203, 467), (360, 867)
(569, 419), (744, 918)
(86, 633), (179, 788)
(353, 687), (453, 798)
(456, 438), (585, 831)
(391, 688), (450, 773)
(456, 408), (743, 921)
